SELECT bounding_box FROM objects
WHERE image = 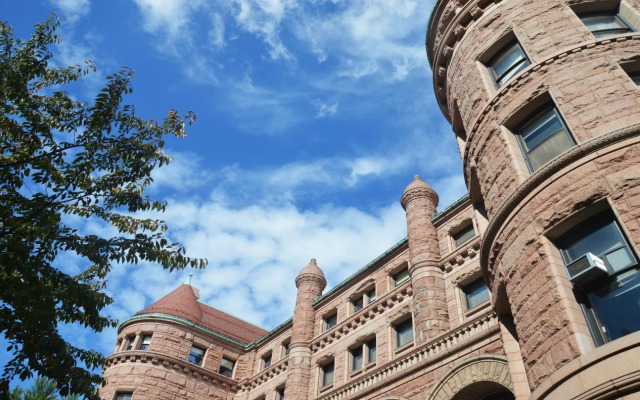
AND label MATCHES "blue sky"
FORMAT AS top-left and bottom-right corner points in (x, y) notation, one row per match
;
(1, 0), (464, 379)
